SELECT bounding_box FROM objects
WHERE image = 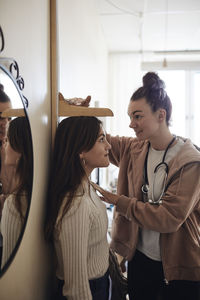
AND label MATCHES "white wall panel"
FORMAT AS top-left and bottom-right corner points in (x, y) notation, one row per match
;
(0, 0), (108, 299)
(0, 0), (51, 299)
